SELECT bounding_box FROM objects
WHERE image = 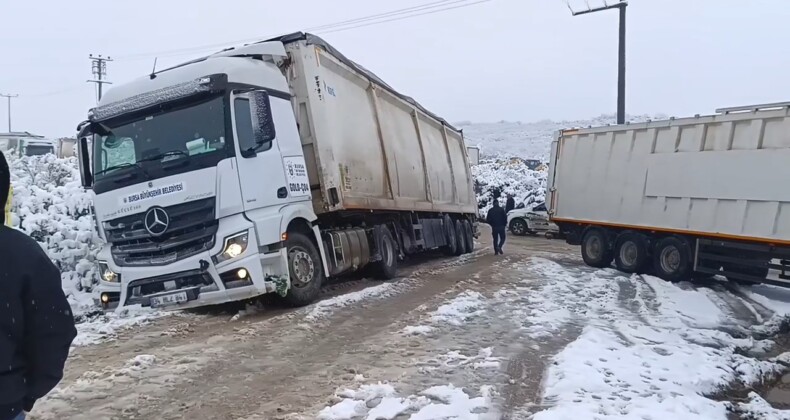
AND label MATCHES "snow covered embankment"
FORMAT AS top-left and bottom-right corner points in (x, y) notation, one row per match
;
(472, 159), (546, 219)
(7, 154), (98, 316)
(7, 154), (161, 344)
